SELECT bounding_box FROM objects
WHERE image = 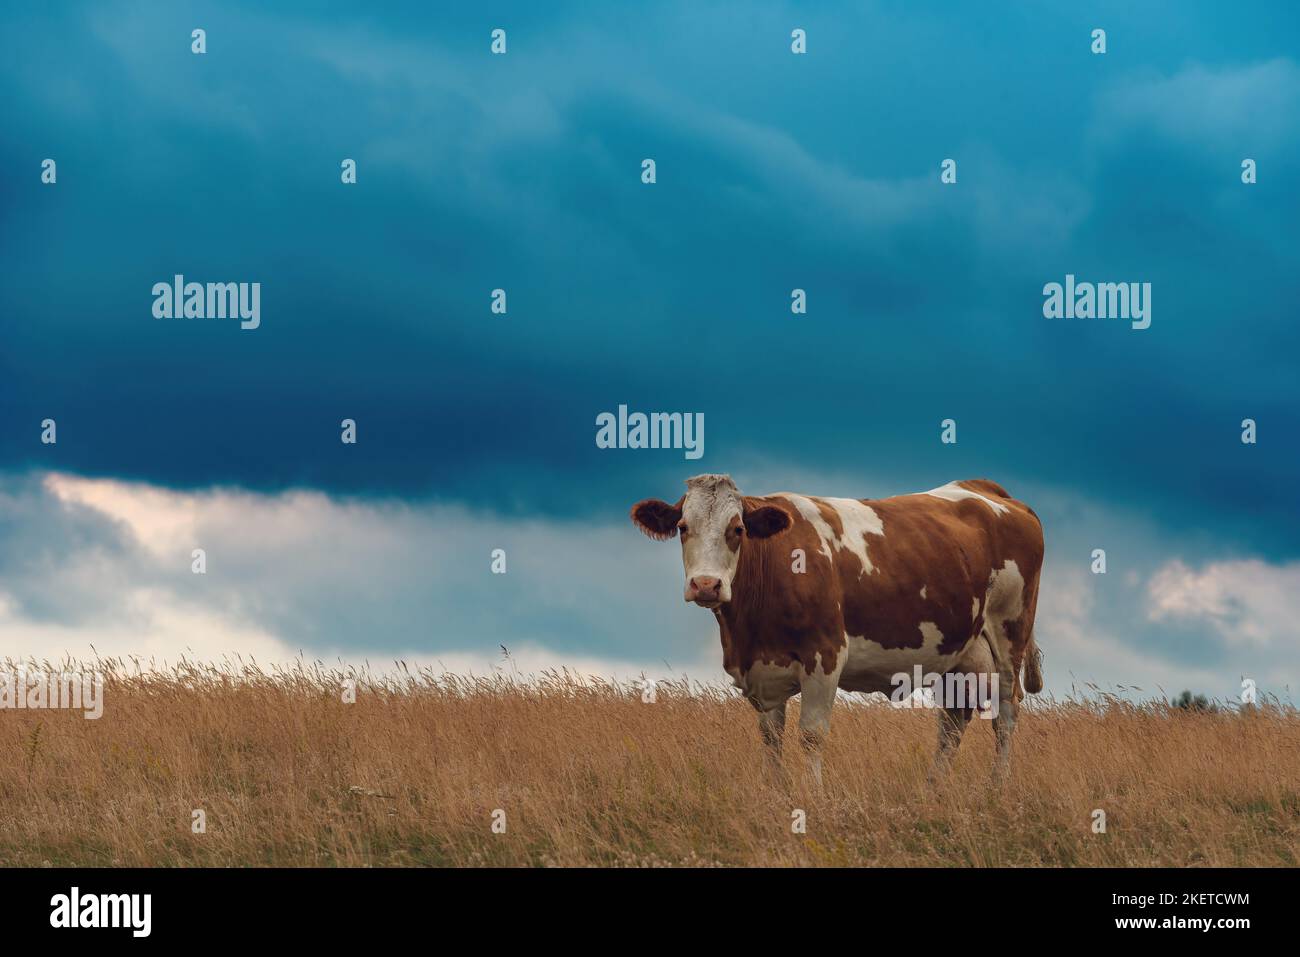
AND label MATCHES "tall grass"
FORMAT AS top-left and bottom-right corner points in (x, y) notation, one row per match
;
(1, 655), (1296, 867)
